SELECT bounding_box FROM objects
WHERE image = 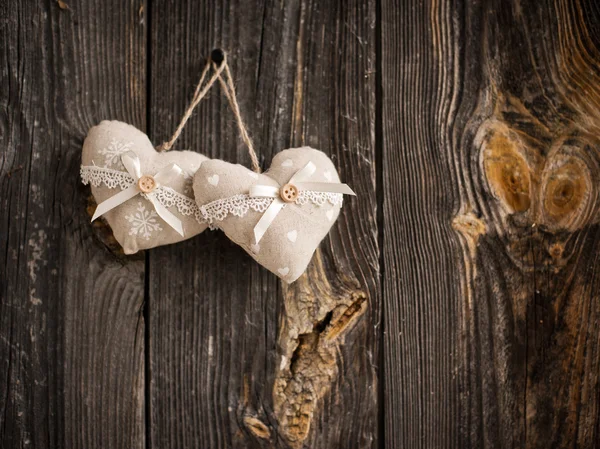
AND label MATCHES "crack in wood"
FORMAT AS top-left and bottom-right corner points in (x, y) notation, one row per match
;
(273, 250), (367, 447)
